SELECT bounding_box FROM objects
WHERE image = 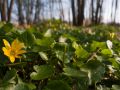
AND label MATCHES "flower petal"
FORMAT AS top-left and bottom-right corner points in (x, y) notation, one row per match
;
(12, 39), (25, 51)
(2, 39), (26, 63)
(2, 47), (10, 56)
(9, 56), (15, 63)
(3, 39), (10, 49)
(17, 50), (26, 54)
